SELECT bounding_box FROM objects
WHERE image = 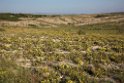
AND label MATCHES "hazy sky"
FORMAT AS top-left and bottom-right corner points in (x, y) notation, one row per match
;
(0, 0), (124, 14)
